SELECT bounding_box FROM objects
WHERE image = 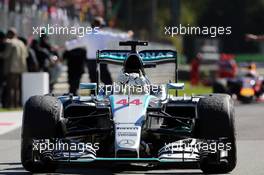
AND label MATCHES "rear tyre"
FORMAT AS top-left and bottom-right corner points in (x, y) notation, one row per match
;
(195, 94), (237, 174)
(21, 95), (65, 173)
